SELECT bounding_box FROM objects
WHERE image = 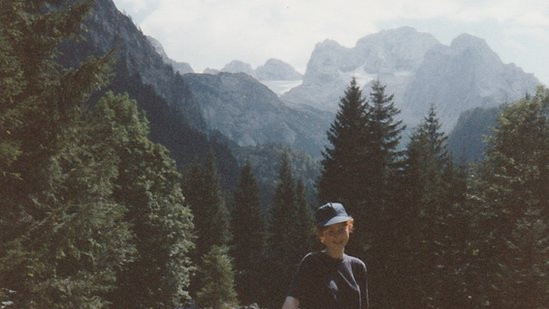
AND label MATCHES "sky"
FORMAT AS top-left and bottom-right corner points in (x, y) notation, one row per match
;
(112, 0), (549, 85)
